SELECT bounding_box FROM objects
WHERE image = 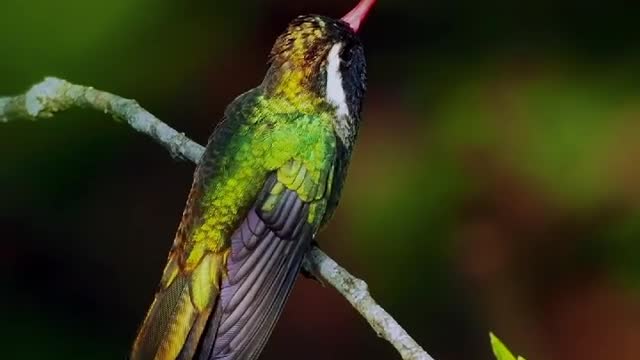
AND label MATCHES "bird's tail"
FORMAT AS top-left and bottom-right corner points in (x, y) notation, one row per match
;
(130, 253), (221, 360)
